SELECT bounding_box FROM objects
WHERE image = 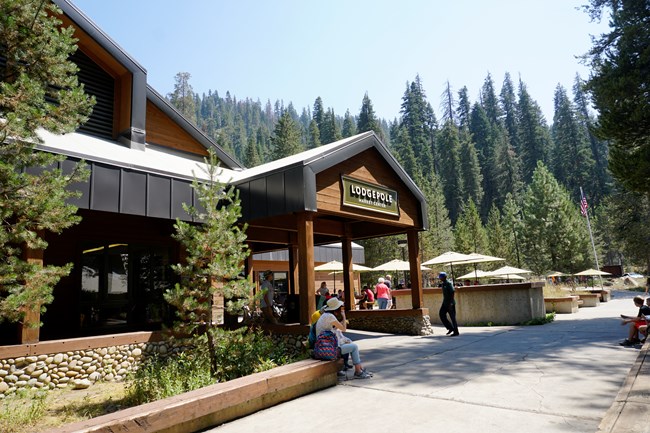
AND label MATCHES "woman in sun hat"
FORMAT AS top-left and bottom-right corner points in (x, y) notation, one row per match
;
(315, 297), (372, 379)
